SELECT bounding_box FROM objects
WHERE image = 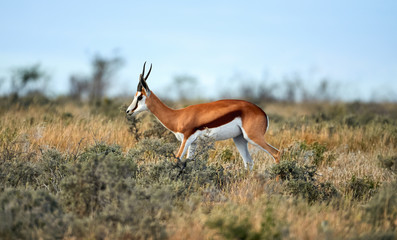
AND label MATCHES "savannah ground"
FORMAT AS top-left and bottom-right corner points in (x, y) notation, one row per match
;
(0, 96), (396, 239)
